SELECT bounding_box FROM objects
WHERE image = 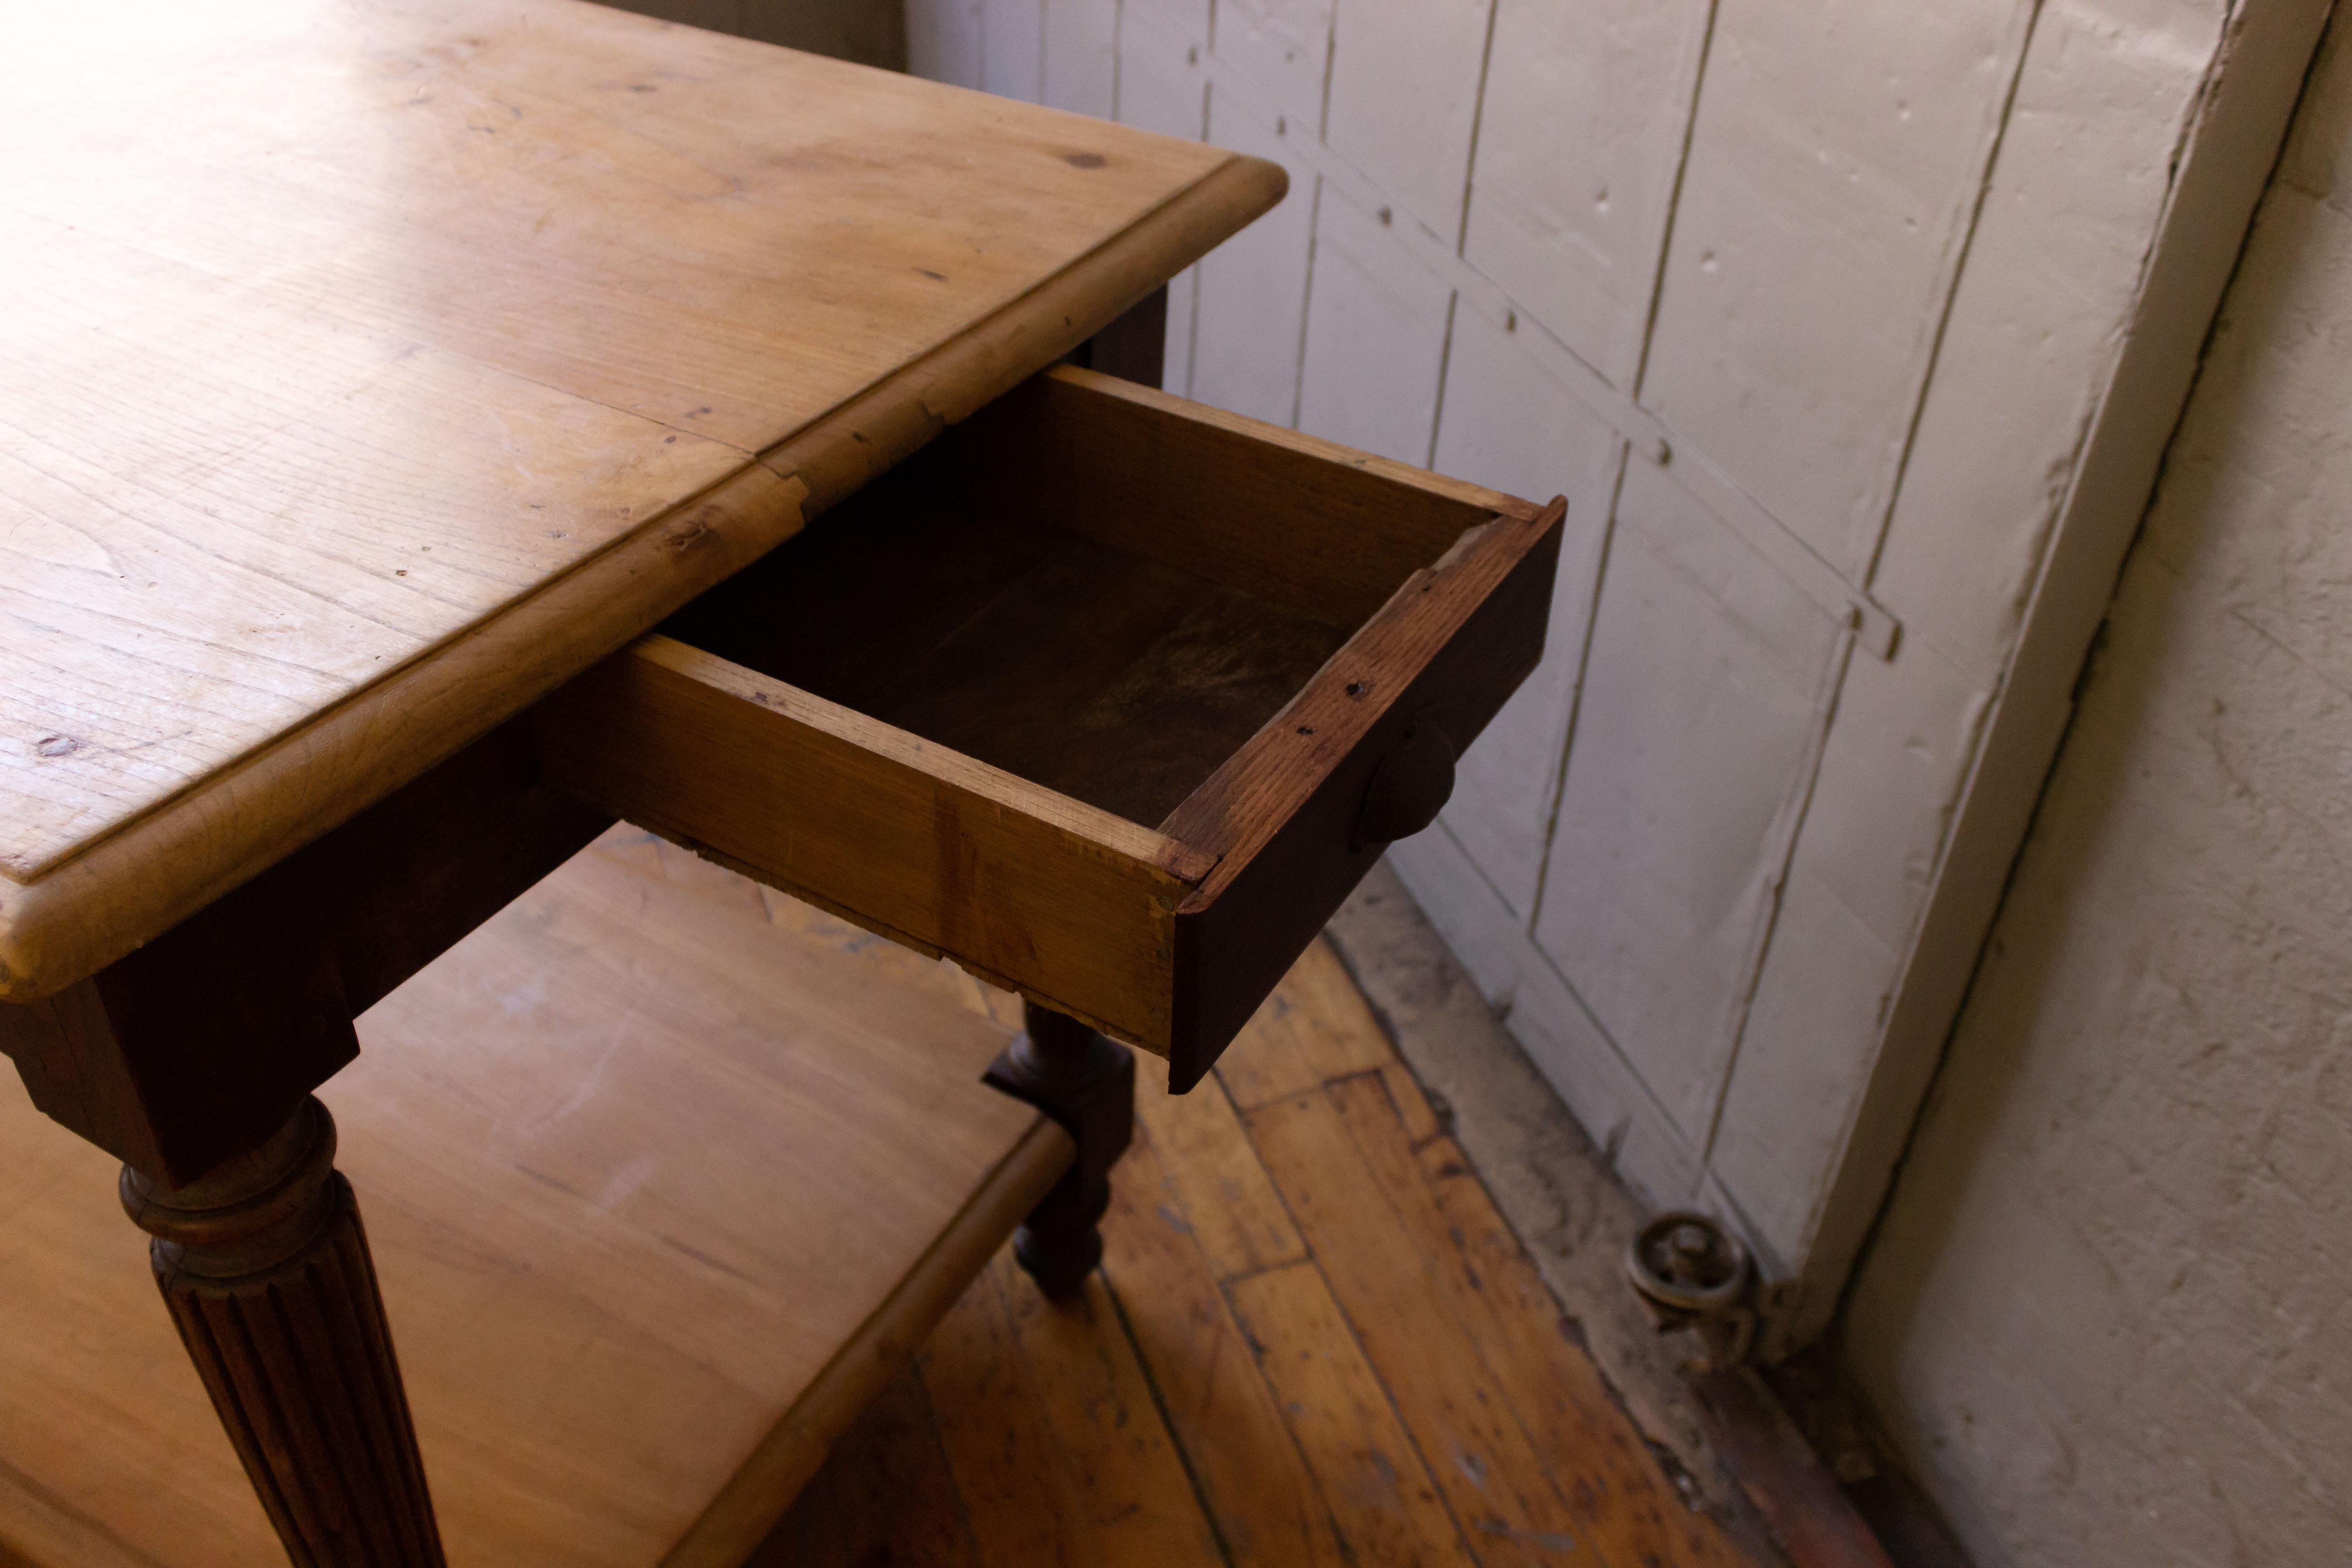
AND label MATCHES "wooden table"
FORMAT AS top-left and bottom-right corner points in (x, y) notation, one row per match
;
(0, 3), (1564, 1563)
